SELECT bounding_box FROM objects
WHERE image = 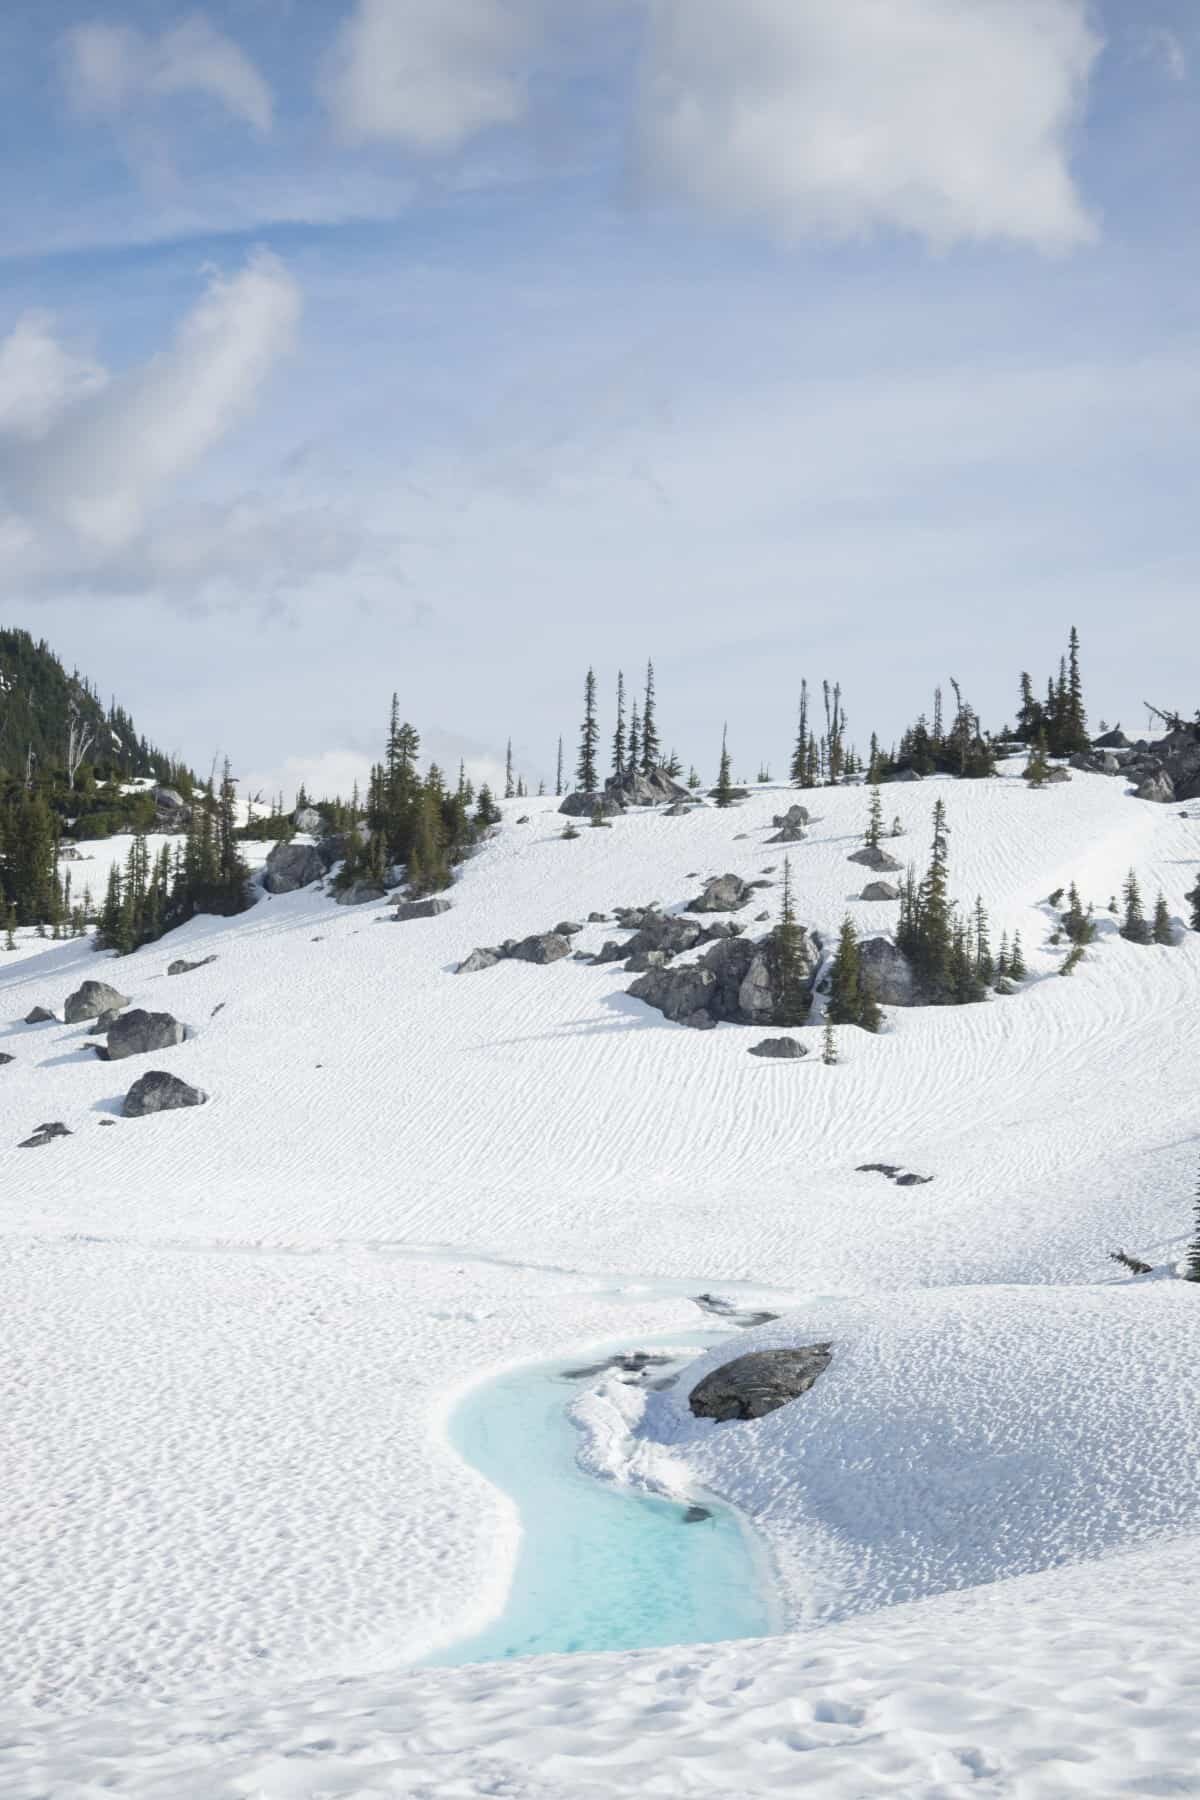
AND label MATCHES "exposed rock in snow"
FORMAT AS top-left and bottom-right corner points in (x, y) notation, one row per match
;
(559, 789), (624, 819)
(293, 805), (328, 836)
(456, 948), (500, 975)
(748, 1038), (808, 1060)
(263, 842), (325, 894)
(95, 1009), (123, 1031)
(506, 933), (572, 965)
(554, 921), (584, 937)
(848, 845), (903, 872)
(772, 805), (811, 829)
(18, 1122), (72, 1149)
(630, 929), (813, 1028)
(1136, 770), (1176, 804)
(167, 956), (218, 977)
(63, 980), (130, 1025)
(1045, 766), (1072, 784)
(860, 881), (900, 901)
(857, 936), (918, 1006)
(0, 1053), (13, 1067)
(686, 873), (752, 913)
(335, 880), (388, 907)
(1070, 750), (1122, 775)
(106, 1010), (186, 1061)
(23, 1006), (56, 1024)
(768, 821), (806, 844)
(124, 1071), (208, 1118)
(392, 897), (453, 921)
(688, 1345), (833, 1421)
(1093, 726), (1131, 749)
